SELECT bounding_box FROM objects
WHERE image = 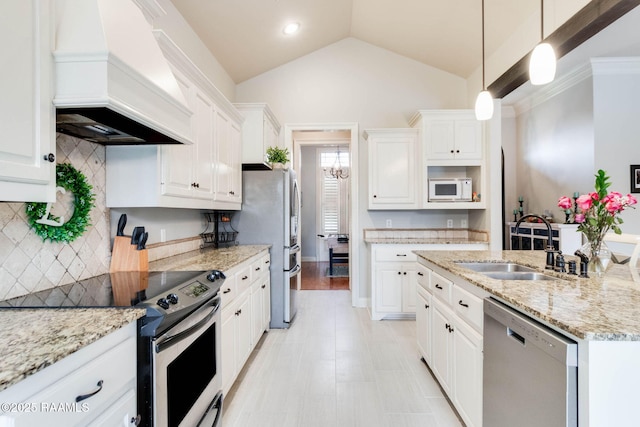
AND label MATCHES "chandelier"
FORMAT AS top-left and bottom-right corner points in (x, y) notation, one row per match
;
(324, 146), (349, 179)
